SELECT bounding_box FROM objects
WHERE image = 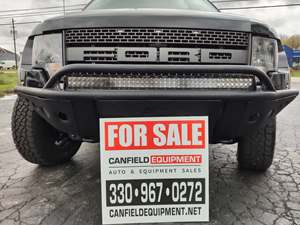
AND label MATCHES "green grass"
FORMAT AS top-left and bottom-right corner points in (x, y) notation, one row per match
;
(0, 70), (18, 97)
(291, 70), (300, 77)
